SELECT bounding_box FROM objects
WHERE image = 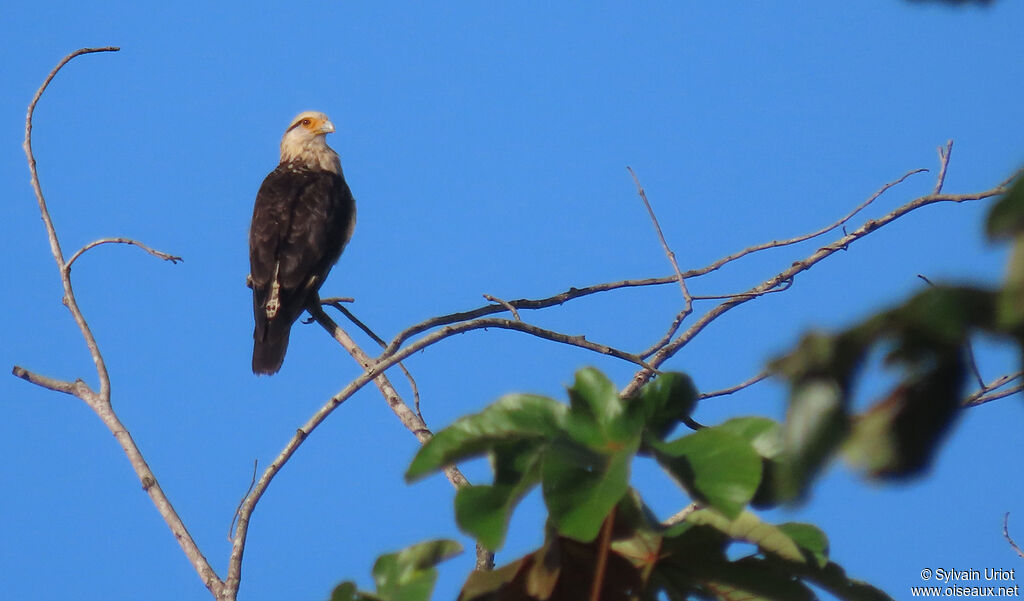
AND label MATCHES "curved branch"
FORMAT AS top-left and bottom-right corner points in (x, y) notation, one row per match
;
(697, 371), (770, 401)
(66, 237), (182, 271)
(19, 47), (223, 598)
(24, 47), (119, 401)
